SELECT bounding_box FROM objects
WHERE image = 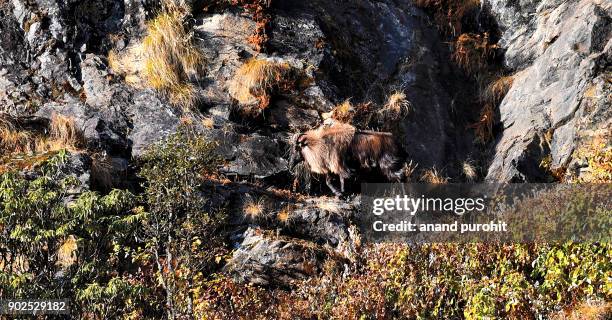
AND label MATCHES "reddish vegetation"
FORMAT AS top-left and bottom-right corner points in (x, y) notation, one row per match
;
(242, 0), (273, 52)
(469, 103), (494, 144)
(205, 0), (273, 52)
(453, 33), (499, 73)
(413, 0), (480, 36)
(414, 0), (510, 144)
